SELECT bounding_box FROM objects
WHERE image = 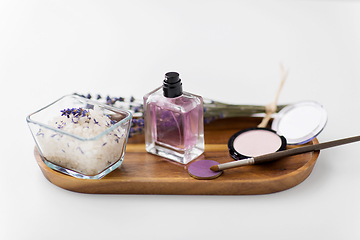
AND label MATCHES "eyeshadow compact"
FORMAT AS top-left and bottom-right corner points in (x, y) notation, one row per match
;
(228, 127), (287, 160)
(228, 101), (327, 161)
